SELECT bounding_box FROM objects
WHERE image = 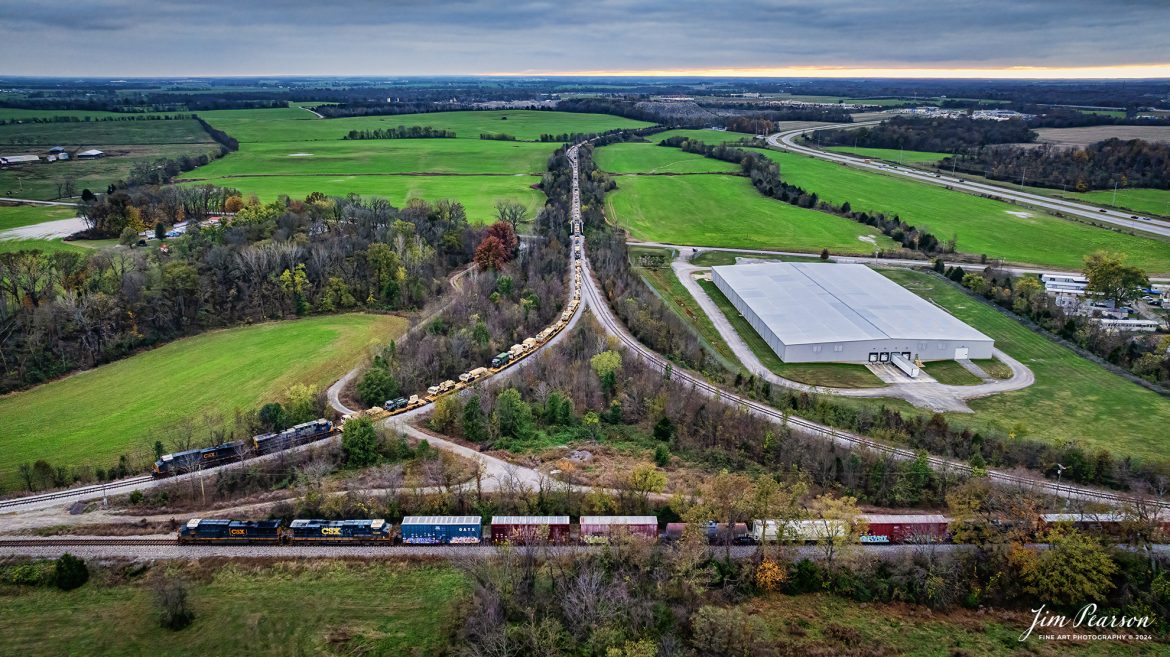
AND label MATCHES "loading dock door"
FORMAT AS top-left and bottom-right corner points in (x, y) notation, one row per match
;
(879, 352), (890, 363)
(954, 347), (968, 360)
(868, 353), (878, 363)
